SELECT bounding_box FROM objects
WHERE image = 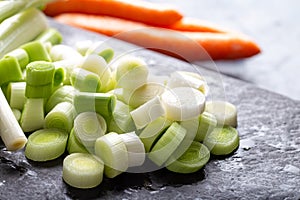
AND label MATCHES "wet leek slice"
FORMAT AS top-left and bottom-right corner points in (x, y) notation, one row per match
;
(63, 153), (104, 189)
(203, 125), (239, 155)
(25, 129), (68, 161)
(166, 141), (210, 174)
